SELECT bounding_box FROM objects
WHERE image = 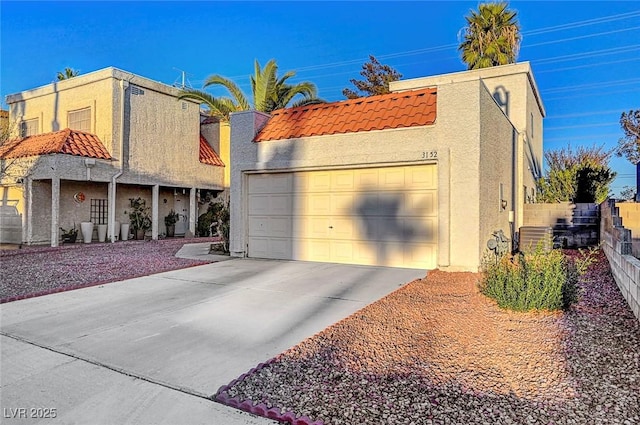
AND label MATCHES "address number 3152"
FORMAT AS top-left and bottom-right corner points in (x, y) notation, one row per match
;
(422, 151), (438, 159)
